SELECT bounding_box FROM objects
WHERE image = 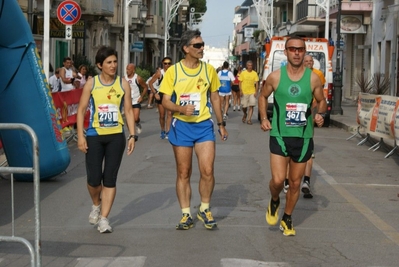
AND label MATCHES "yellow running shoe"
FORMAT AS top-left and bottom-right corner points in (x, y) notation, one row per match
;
(266, 199), (279, 226)
(280, 217), (296, 236)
